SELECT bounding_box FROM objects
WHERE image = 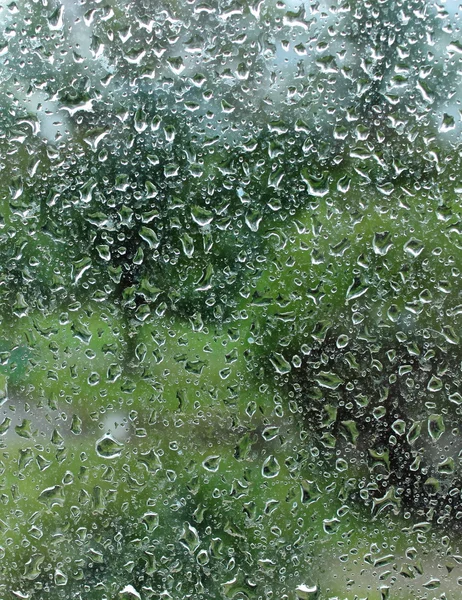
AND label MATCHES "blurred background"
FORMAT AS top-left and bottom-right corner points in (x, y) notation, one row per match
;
(0, 0), (462, 598)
